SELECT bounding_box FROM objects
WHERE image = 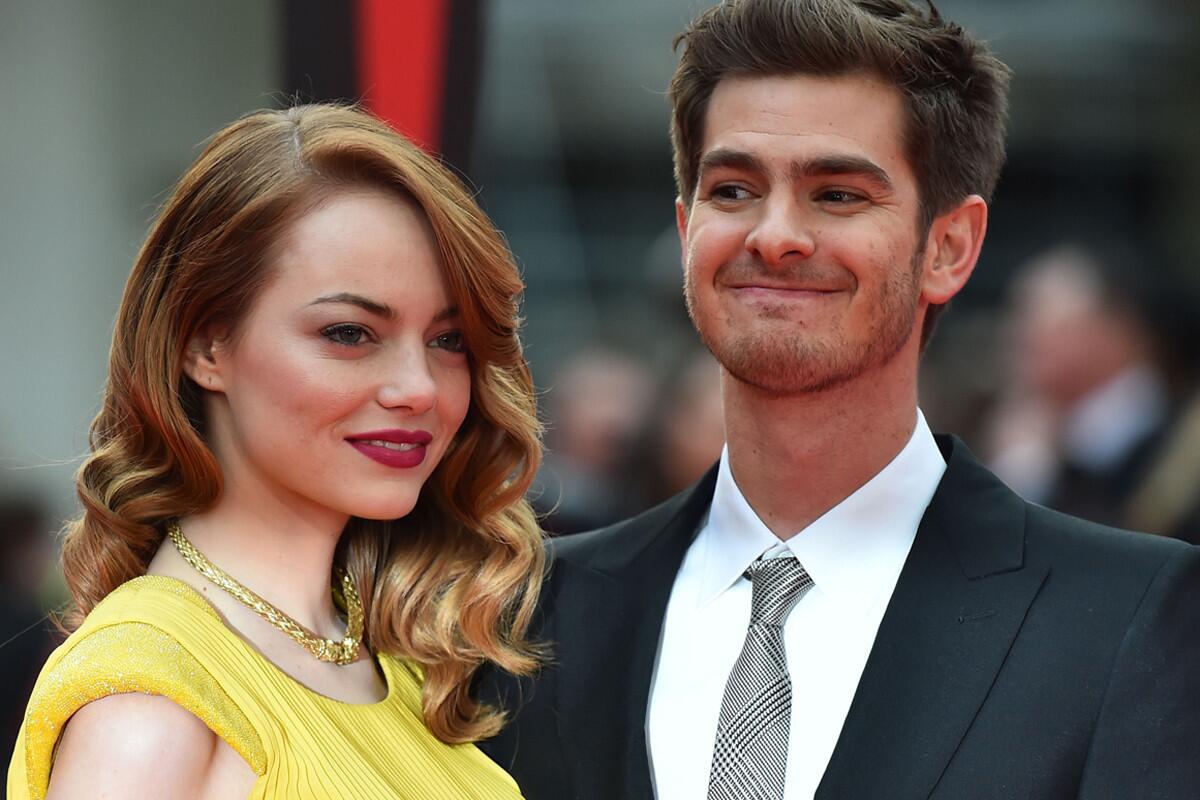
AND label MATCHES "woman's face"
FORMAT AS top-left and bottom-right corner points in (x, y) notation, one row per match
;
(188, 188), (472, 528)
